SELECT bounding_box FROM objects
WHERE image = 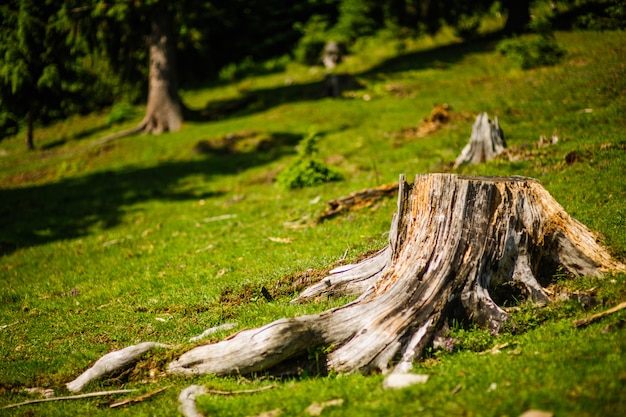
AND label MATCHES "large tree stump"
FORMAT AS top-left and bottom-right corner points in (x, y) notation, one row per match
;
(167, 174), (625, 377)
(454, 113), (506, 168)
